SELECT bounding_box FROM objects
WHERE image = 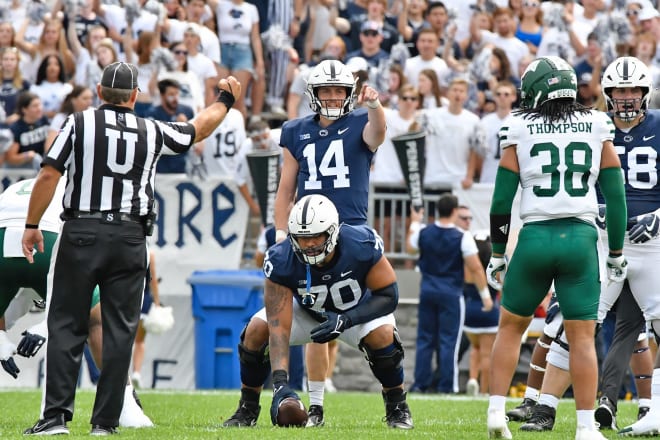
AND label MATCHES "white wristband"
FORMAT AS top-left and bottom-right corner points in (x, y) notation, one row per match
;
(275, 229), (287, 242)
(366, 99), (381, 109)
(479, 287), (491, 300)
